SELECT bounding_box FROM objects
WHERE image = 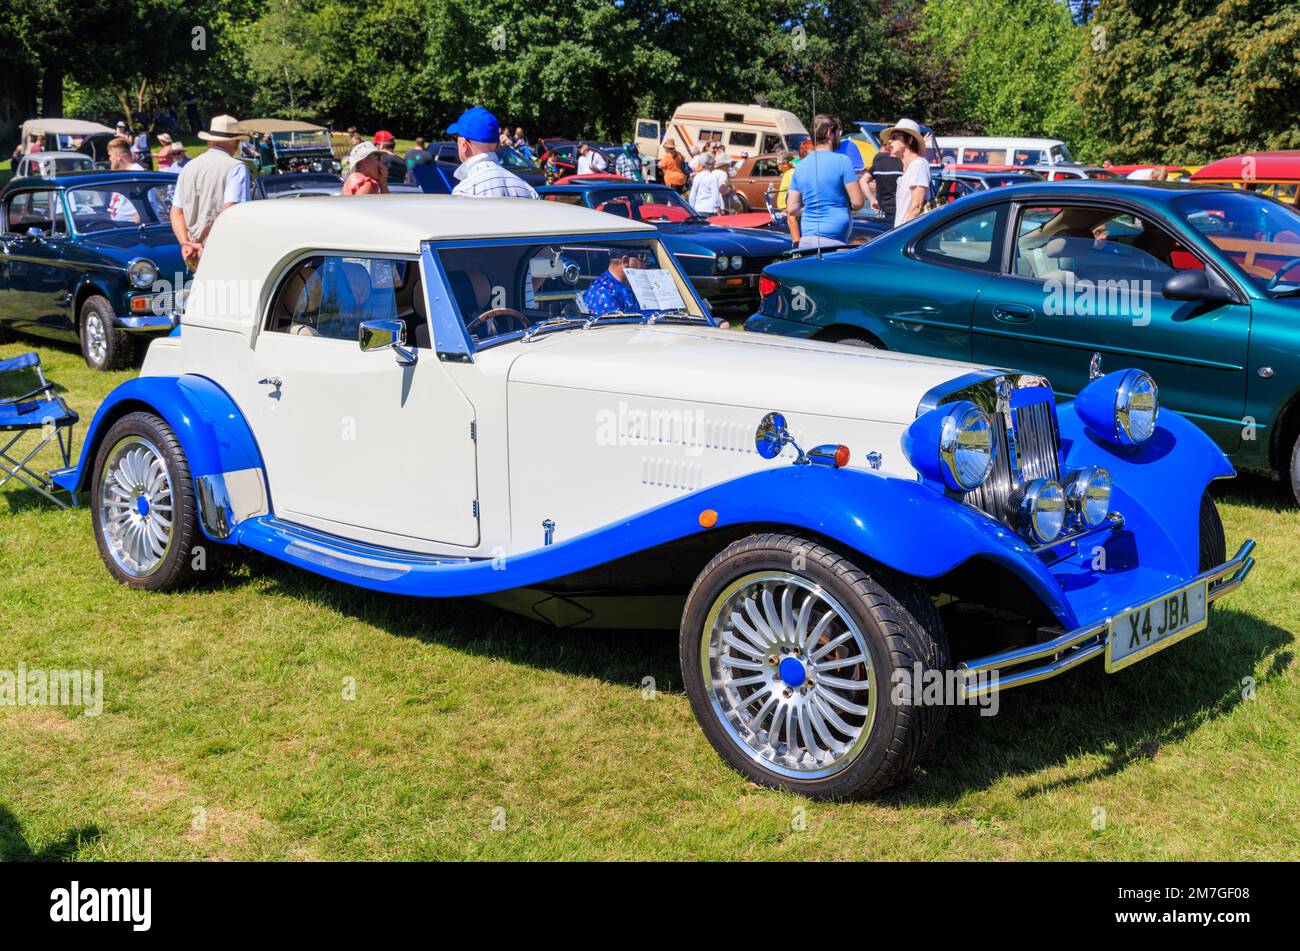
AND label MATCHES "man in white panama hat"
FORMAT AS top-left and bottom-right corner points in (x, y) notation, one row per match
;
(170, 114), (251, 268)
